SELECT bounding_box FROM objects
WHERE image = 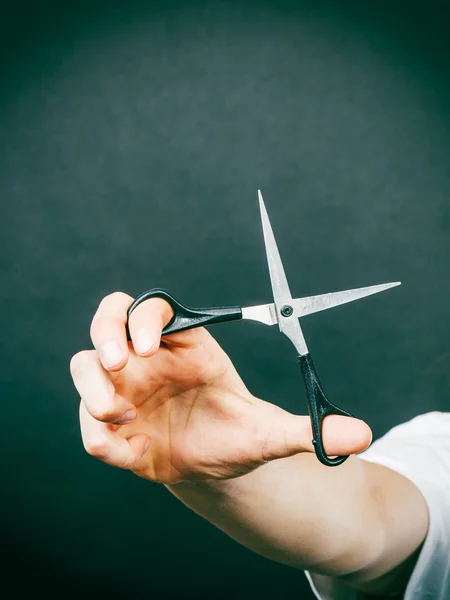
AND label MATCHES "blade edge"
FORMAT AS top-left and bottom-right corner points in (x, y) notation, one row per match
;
(293, 281), (401, 317)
